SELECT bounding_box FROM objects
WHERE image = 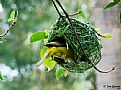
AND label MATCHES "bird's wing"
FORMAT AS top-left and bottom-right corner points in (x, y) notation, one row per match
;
(45, 41), (66, 47)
